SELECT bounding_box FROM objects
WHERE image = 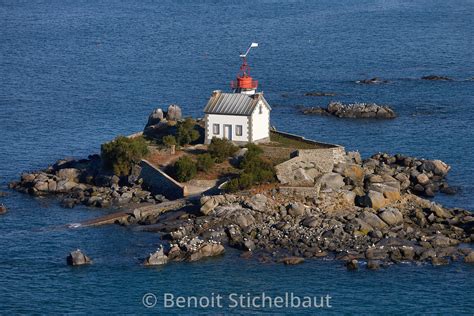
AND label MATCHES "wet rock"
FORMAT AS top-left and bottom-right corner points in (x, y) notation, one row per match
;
(356, 77), (388, 84)
(367, 260), (381, 270)
(67, 249), (92, 266)
(188, 243), (225, 262)
(144, 247), (168, 265)
(346, 259), (359, 270)
(281, 257), (305, 265)
(431, 257), (449, 266)
(0, 204), (7, 214)
(464, 251), (474, 263)
(60, 198), (78, 209)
